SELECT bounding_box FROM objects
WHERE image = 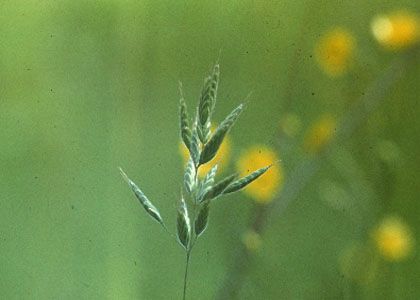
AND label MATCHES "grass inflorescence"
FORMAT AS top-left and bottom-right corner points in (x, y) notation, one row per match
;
(120, 64), (271, 300)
